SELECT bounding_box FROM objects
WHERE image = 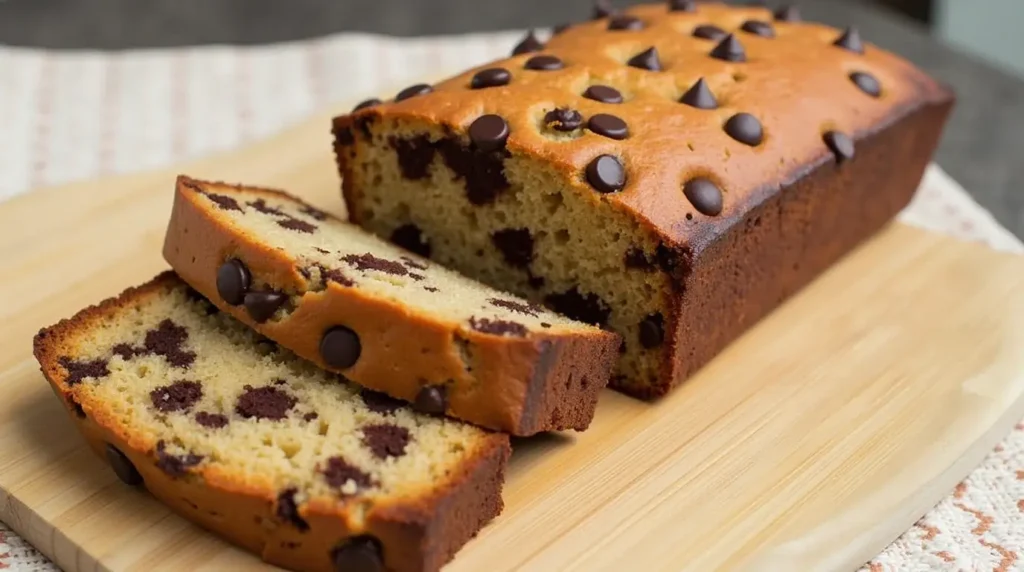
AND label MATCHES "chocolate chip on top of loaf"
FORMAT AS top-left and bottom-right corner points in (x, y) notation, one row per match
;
(33, 273), (509, 572)
(162, 176), (620, 436)
(332, 1), (953, 397)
